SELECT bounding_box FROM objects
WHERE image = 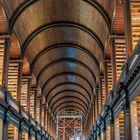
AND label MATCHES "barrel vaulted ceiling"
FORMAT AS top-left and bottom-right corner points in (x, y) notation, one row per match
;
(1, 0), (115, 120)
